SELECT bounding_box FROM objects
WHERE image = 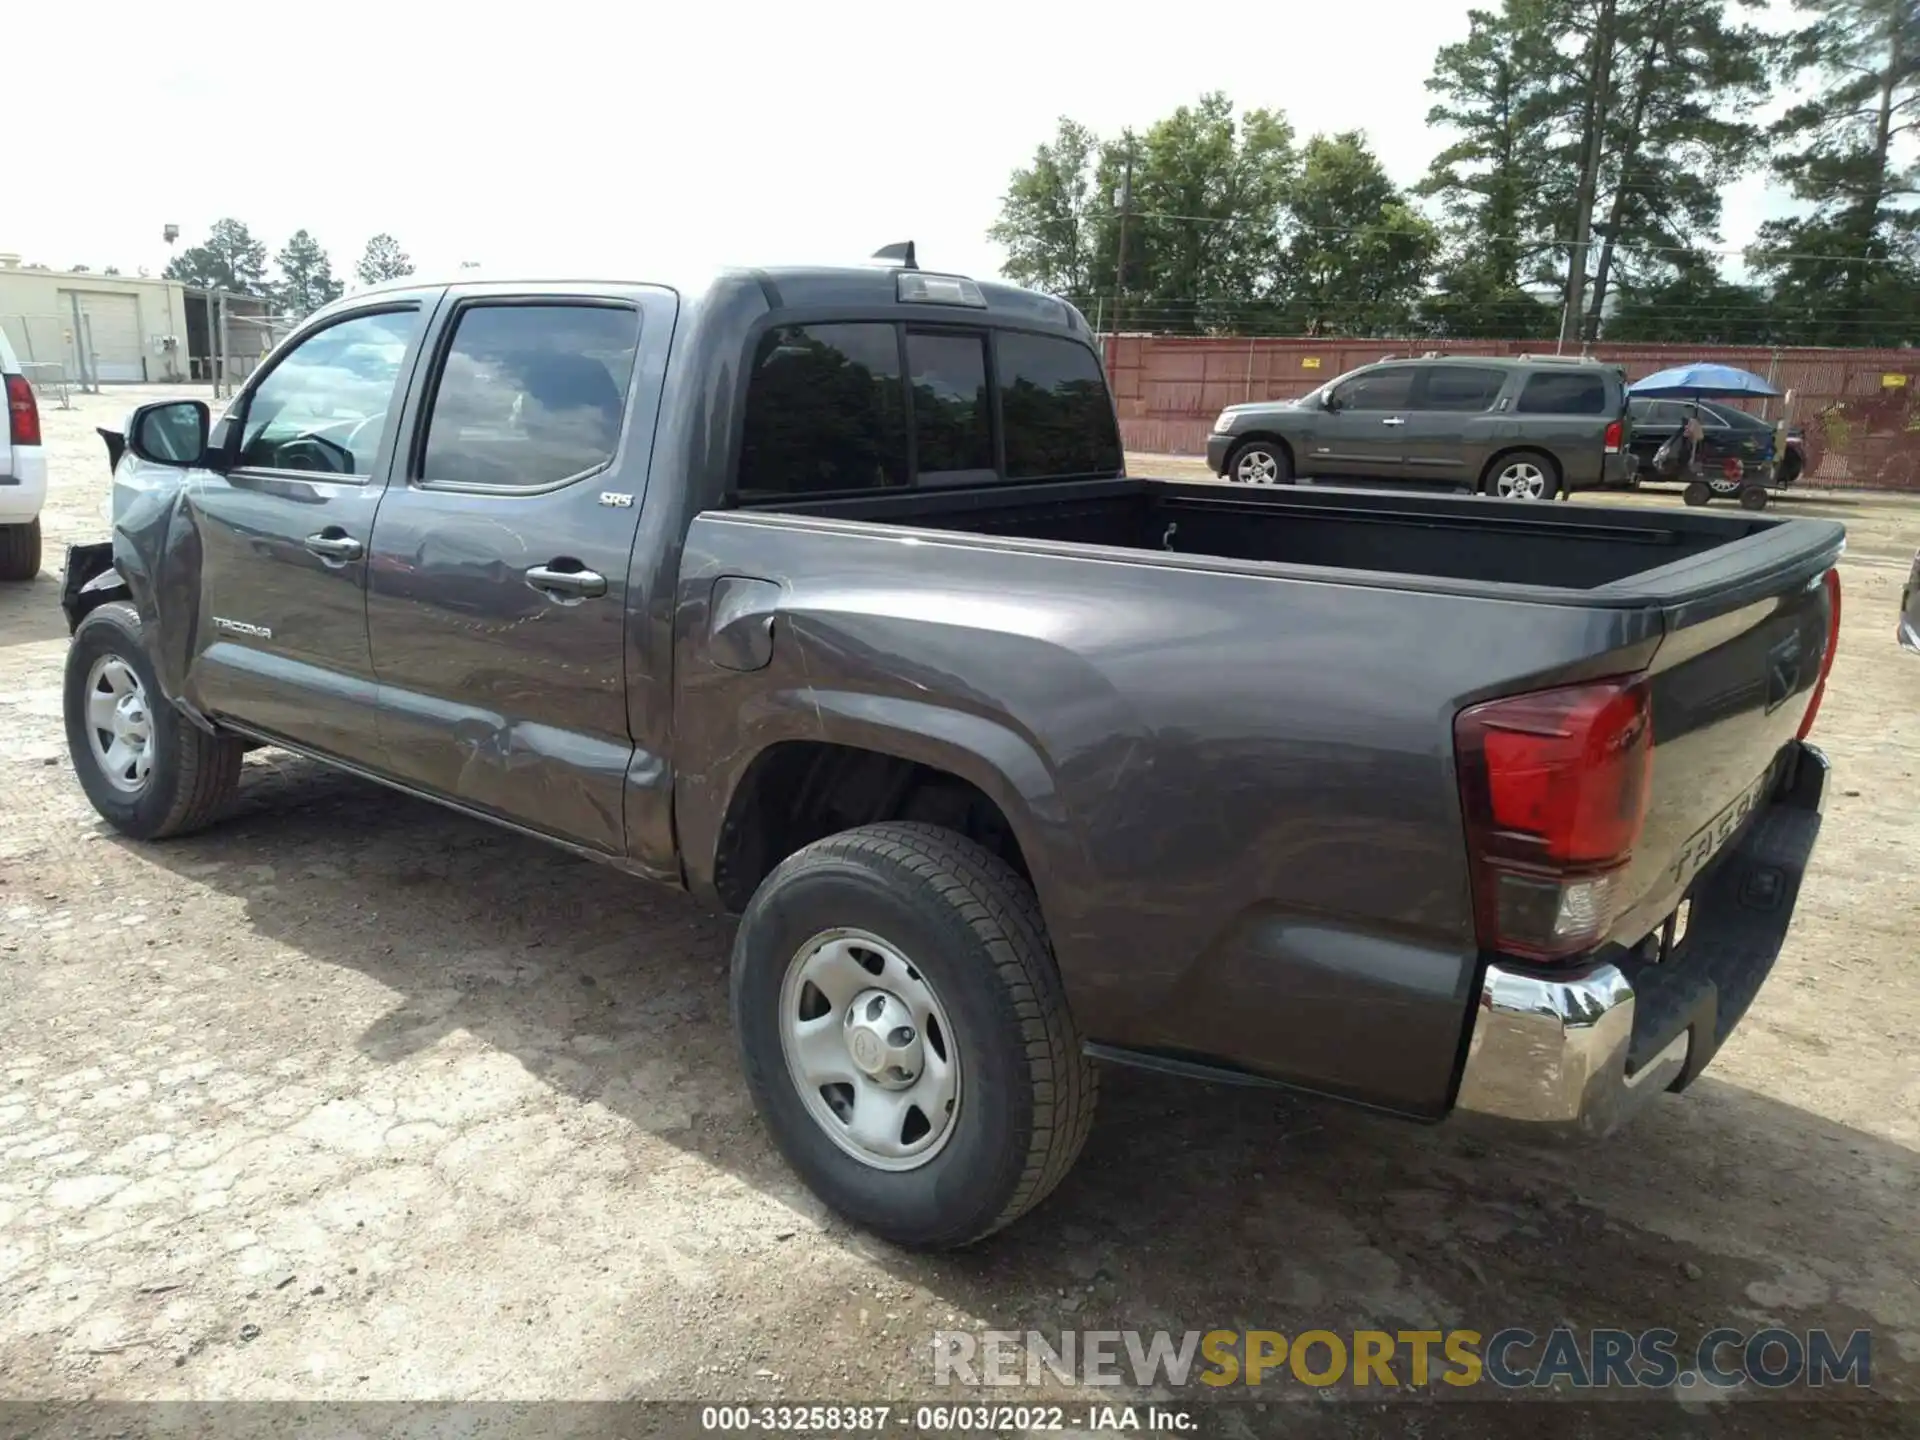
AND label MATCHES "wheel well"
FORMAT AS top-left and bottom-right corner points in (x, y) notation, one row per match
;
(712, 741), (1031, 912)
